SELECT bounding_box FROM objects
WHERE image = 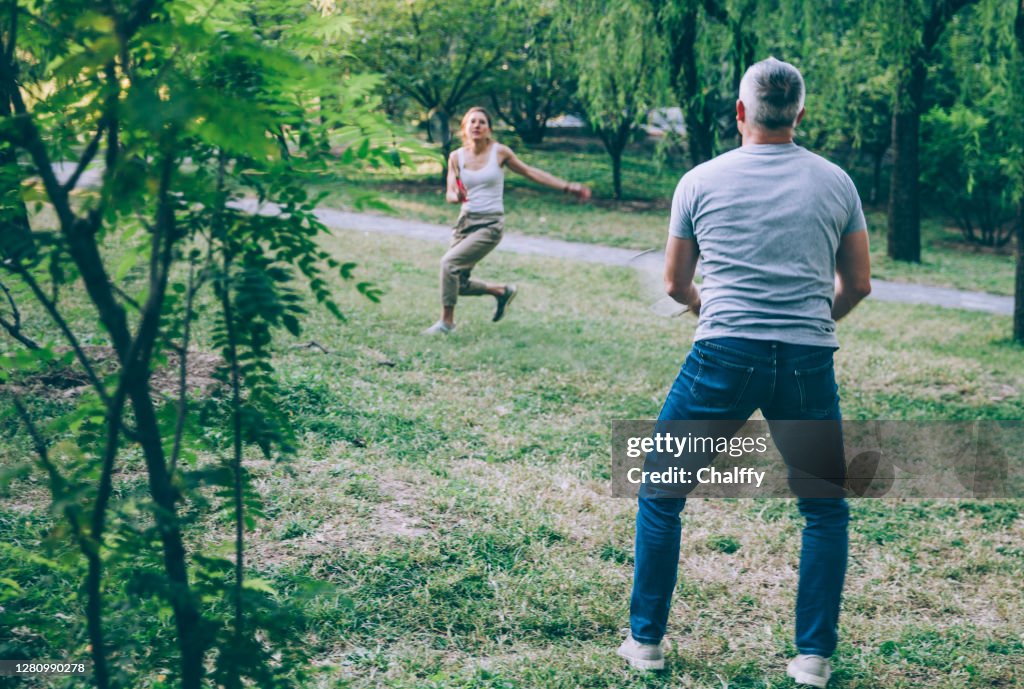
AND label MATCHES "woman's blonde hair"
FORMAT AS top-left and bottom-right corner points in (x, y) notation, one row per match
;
(459, 107), (493, 142)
